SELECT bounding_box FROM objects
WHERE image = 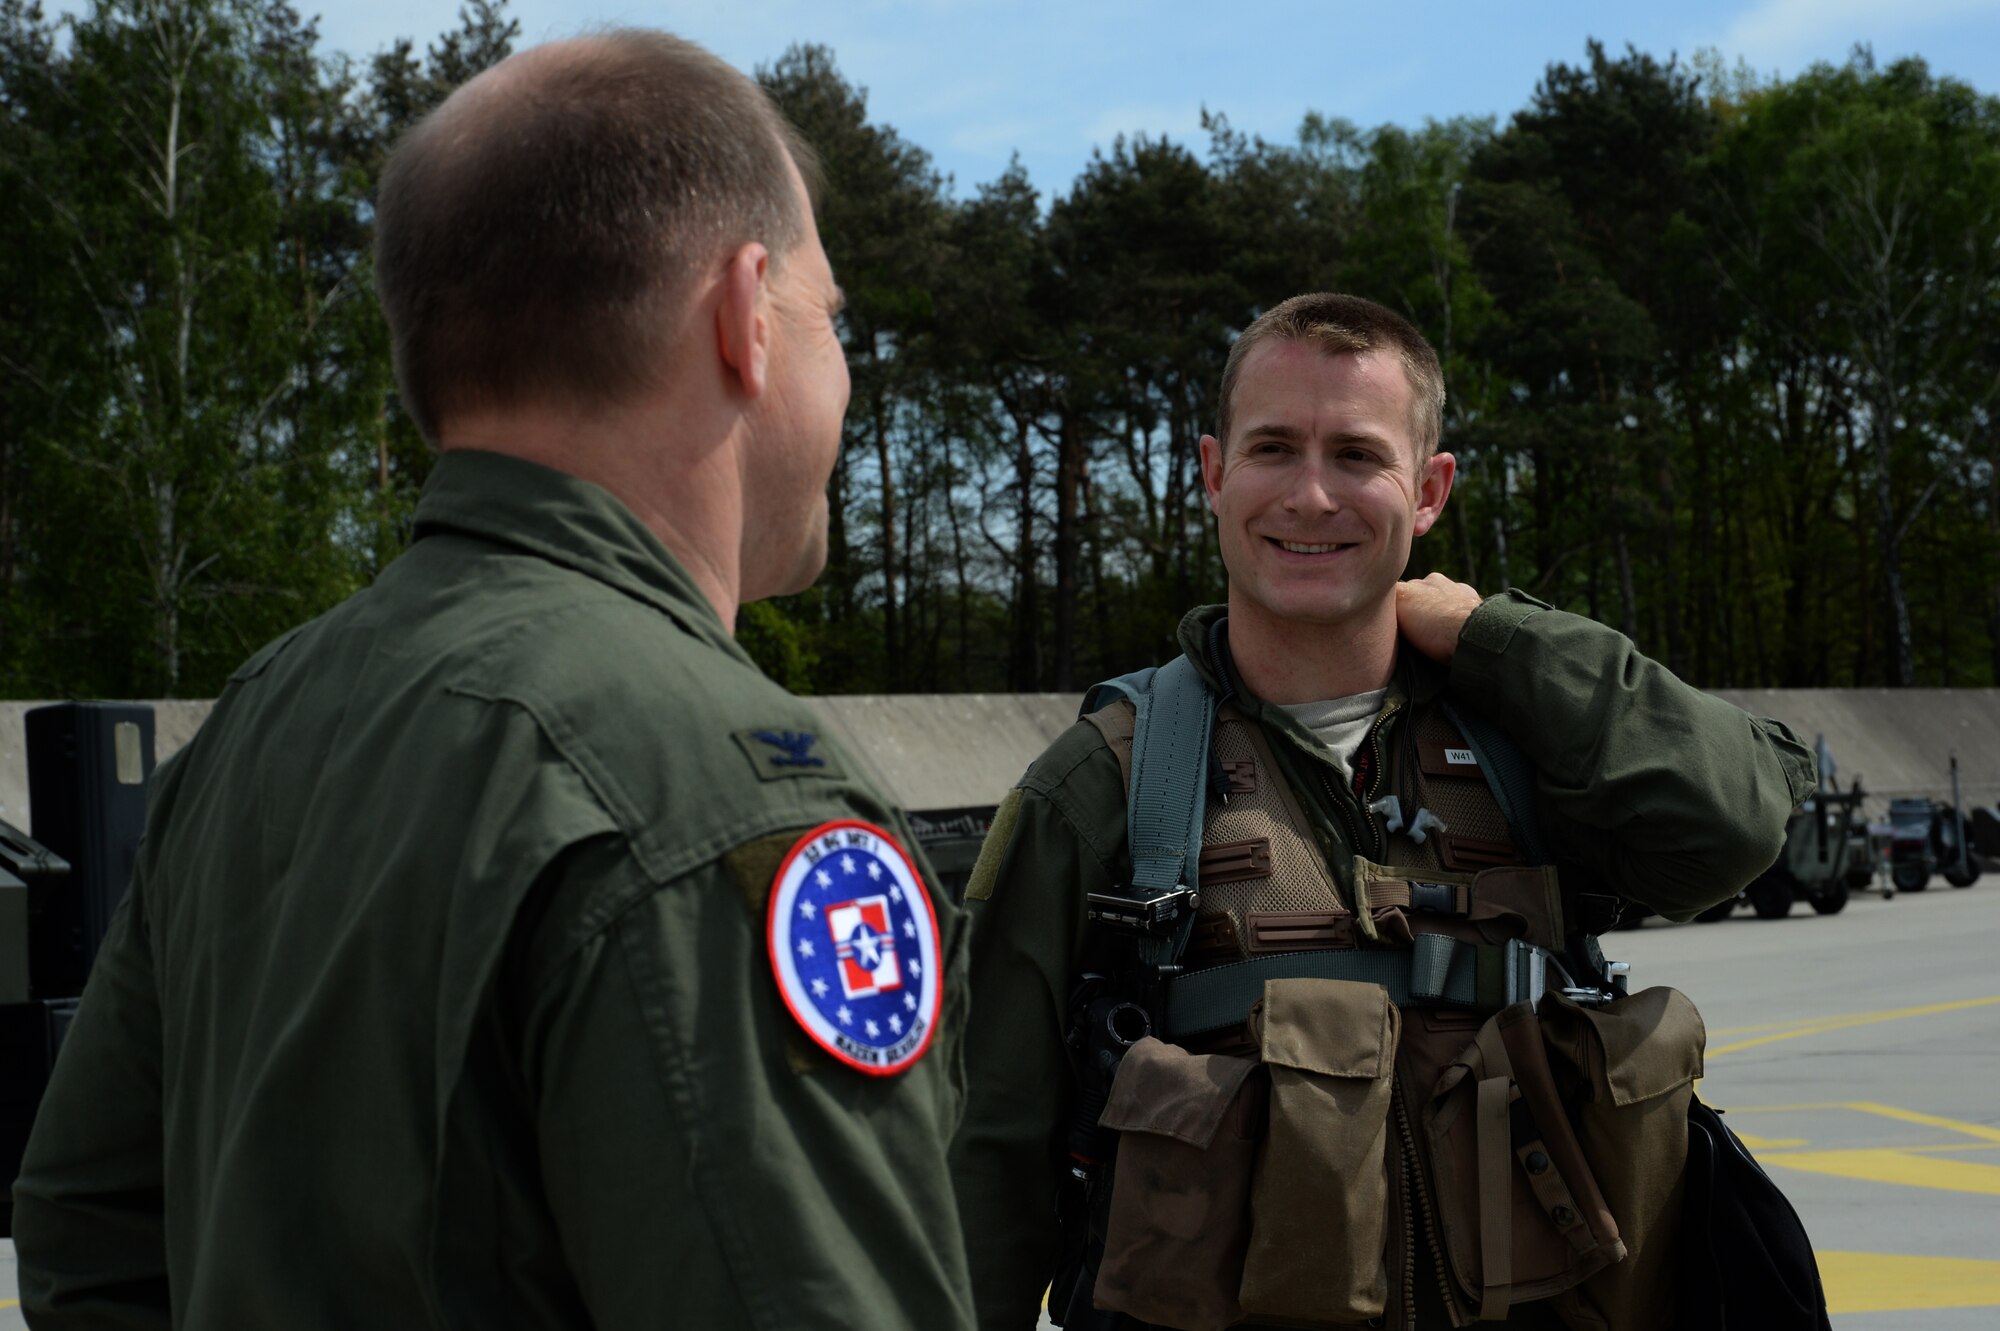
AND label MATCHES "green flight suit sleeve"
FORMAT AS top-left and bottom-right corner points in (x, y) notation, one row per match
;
(1450, 591), (1817, 920)
(949, 727), (1125, 1330)
(518, 834), (975, 1331)
(11, 882), (170, 1328)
